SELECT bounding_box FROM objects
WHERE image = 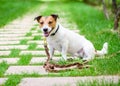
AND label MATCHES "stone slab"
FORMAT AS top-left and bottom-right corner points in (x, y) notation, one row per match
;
(0, 31), (28, 34)
(5, 66), (48, 75)
(32, 33), (42, 36)
(20, 51), (60, 56)
(0, 78), (8, 85)
(30, 57), (60, 64)
(0, 58), (19, 64)
(0, 27), (29, 31)
(36, 45), (44, 49)
(31, 31), (38, 34)
(27, 40), (43, 45)
(18, 76), (120, 86)
(0, 51), (10, 56)
(0, 45), (28, 50)
(0, 33), (25, 37)
(0, 40), (19, 45)
(0, 37), (33, 41)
